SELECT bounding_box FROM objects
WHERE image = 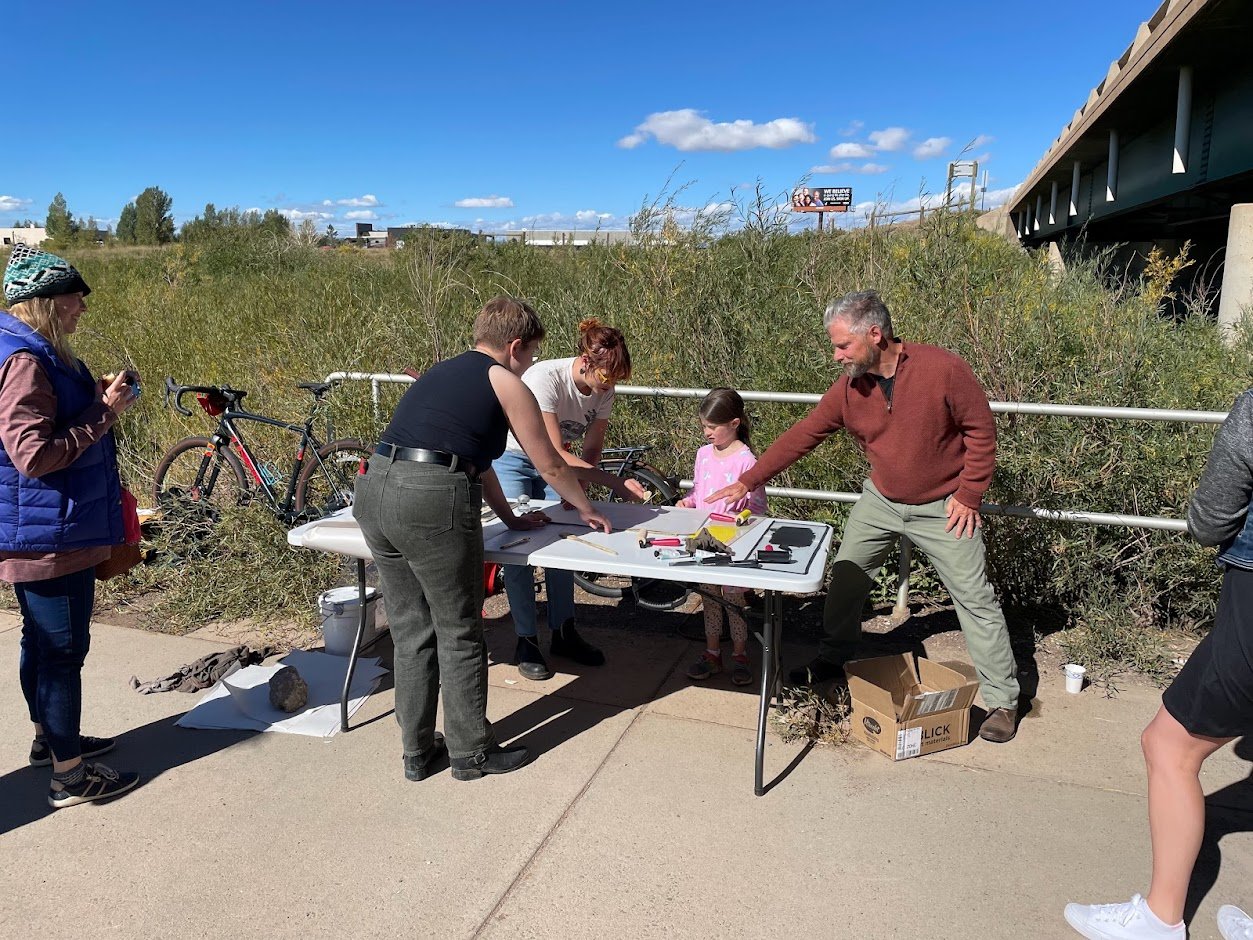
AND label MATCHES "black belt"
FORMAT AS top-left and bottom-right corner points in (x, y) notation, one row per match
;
(375, 443), (479, 479)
